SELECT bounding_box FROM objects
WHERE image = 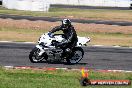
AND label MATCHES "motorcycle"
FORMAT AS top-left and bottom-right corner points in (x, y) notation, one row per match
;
(29, 32), (90, 64)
